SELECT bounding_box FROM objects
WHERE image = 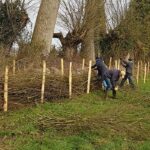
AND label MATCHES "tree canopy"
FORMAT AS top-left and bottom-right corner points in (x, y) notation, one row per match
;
(0, 0), (29, 52)
(100, 0), (150, 59)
